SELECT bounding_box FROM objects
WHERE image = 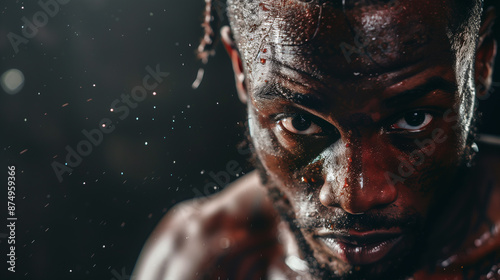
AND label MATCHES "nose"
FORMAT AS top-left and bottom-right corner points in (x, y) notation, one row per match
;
(319, 140), (398, 214)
